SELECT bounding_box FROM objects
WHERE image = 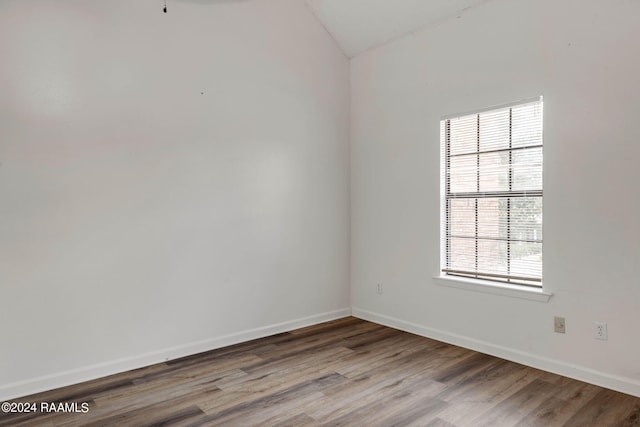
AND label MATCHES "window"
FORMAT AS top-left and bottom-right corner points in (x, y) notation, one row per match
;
(441, 97), (543, 287)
